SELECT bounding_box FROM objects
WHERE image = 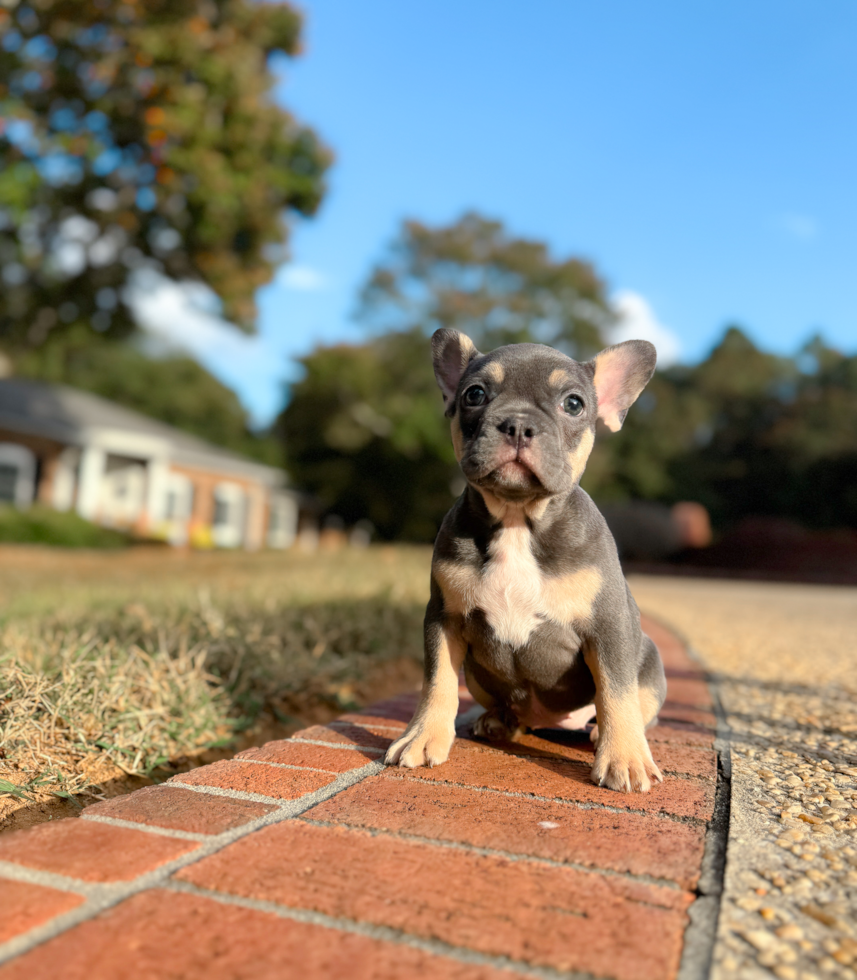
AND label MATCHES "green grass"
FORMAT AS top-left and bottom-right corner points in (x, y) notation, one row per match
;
(0, 504), (131, 548)
(0, 546), (431, 811)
